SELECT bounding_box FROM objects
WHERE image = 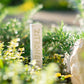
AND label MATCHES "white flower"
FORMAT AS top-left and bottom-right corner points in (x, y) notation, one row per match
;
(81, 0), (84, 5)
(79, 19), (84, 26)
(6, 22), (10, 26)
(17, 38), (20, 41)
(11, 42), (19, 47)
(15, 31), (18, 34)
(13, 19), (16, 22)
(3, 75), (8, 80)
(30, 60), (36, 66)
(7, 72), (15, 77)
